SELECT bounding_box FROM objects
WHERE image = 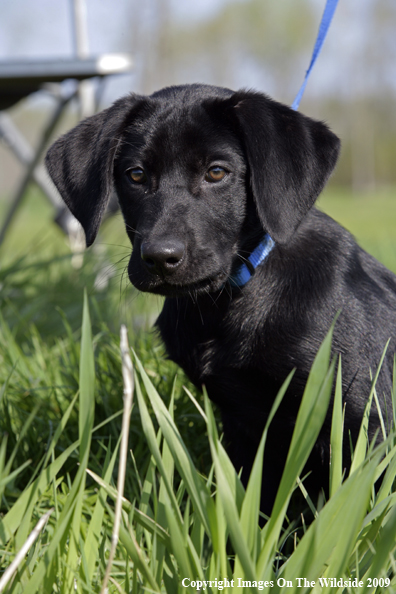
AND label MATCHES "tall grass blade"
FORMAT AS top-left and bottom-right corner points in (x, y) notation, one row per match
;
(164, 504), (194, 579)
(134, 353), (215, 536)
(239, 370), (294, 563)
(117, 522), (161, 593)
(393, 355), (396, 431)
(134, 372), (184, 526)
(350, 341), (389, 475)
(279, 454), (380, 588)
(84, 437), (121, 583)
(0, 508), (54, 594)
(376, 443), (396, 503)
(100, 325), (134, 594)
(86, 467), (173, 547)
(22, 501), (77, 594)
(205, 397), (257, 583)
(13, 393), (77, 549)
(156, 385), (177, 584)
(4, 402), (40, 484)
(329, 356), (344, 496)
(258, 321), (336, 578)
(361, 503), (396, 594)
(79, 290), (95, 464)
(204, 388), (245, 514)
(0, 440), (79, 545)
(0, 459), (31, 494)
(63, 290), (96, 592)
